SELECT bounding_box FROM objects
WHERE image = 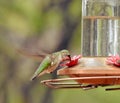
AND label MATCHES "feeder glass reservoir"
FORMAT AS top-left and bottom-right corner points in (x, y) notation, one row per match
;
(81, 0), (120, 56)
